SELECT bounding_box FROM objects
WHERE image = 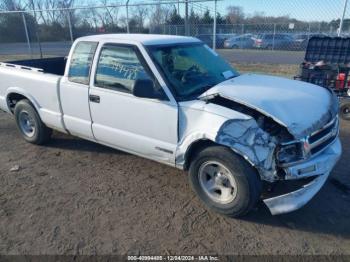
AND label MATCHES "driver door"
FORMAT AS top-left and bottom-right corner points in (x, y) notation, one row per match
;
(88, 43), (178, 164)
